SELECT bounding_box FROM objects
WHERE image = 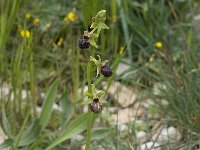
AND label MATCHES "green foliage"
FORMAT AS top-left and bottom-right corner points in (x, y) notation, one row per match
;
(91, 128), (110, 140)
(0, 139), (14, 149)
(18, 119), (41, 146)
(1, 0), (200, 149)
(46, 112), (90, 150)
(39, 79), (59, 128)
(153, 47), (200, 134)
